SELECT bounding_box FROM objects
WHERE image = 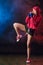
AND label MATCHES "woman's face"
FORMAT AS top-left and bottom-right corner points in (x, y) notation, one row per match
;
(32, 9), (37, 15)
